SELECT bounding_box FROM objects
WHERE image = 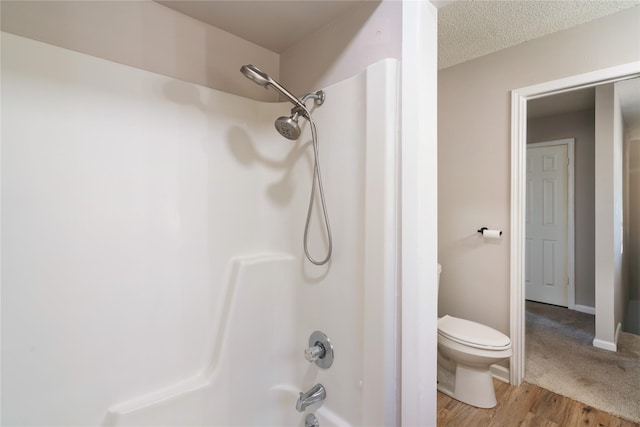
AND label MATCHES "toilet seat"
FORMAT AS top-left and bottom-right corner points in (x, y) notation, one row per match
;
(438, 315), (511, 350)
